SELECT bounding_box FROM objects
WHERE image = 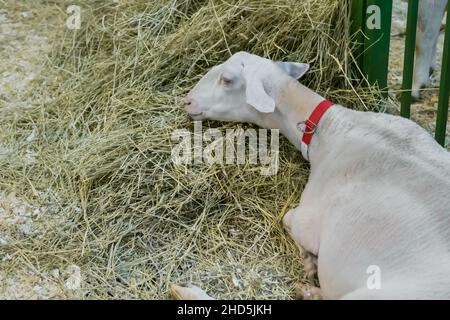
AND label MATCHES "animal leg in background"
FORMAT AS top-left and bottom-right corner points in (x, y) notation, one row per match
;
(412, 0), (447, 99)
